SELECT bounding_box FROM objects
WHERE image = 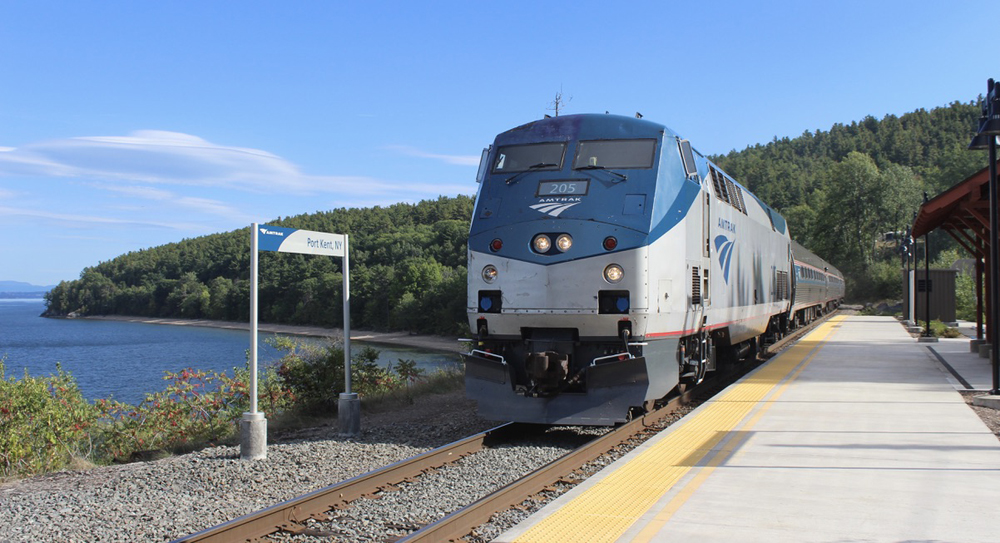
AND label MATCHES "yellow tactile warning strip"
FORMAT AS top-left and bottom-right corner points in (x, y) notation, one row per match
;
(512, 316), (843, 543)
